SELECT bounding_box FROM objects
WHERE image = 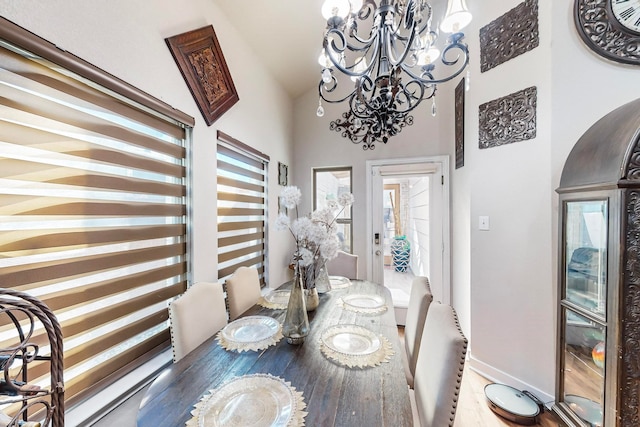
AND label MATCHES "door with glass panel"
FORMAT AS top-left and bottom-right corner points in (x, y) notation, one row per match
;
(368, 157), (450, 305)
